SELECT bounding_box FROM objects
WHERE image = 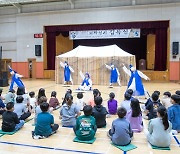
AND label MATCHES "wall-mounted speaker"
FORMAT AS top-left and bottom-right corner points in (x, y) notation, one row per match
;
(35, 45), (41, 56)
(172, 42), (179, 55)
